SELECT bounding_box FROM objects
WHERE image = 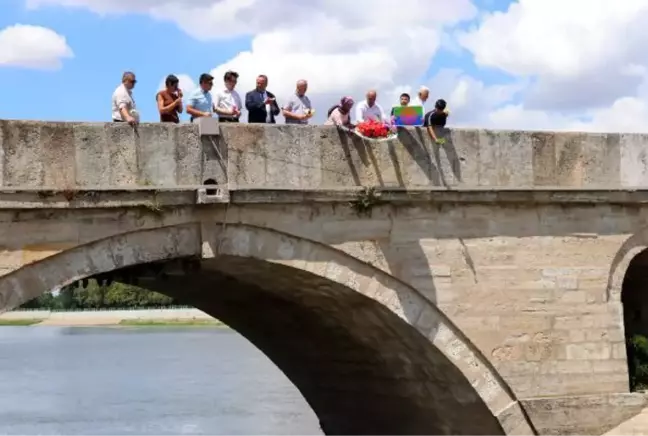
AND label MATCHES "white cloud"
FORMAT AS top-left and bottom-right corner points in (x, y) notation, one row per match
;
(459, 0), (648, 80)
(27, 0), (476, 41)
(26, 0), (648, 133)
(0, 24), (73, 70)
(28, 0), (477, 122)
(422, 69), (526, 128)
(200, 0), (478, 122)
(485, 105), (572, 131)
(476, 75), (648, 134)
(571, 97), (648, 133)
(448, 0), (648, 133)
